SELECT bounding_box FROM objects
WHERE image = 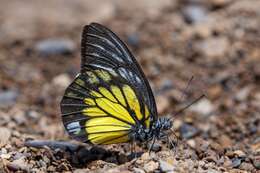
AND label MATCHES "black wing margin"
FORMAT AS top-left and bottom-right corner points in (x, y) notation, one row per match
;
(81, 23), (158, 123)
